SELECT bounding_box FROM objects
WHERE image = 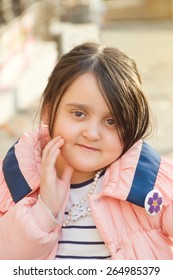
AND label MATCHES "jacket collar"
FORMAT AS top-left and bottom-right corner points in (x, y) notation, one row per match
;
(101, 141), (161, 208)
(2, 127), (50, 203)
(2, 141), (32, 203)
(2, 129), (161, 207)
(126, 142), (161, 207)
